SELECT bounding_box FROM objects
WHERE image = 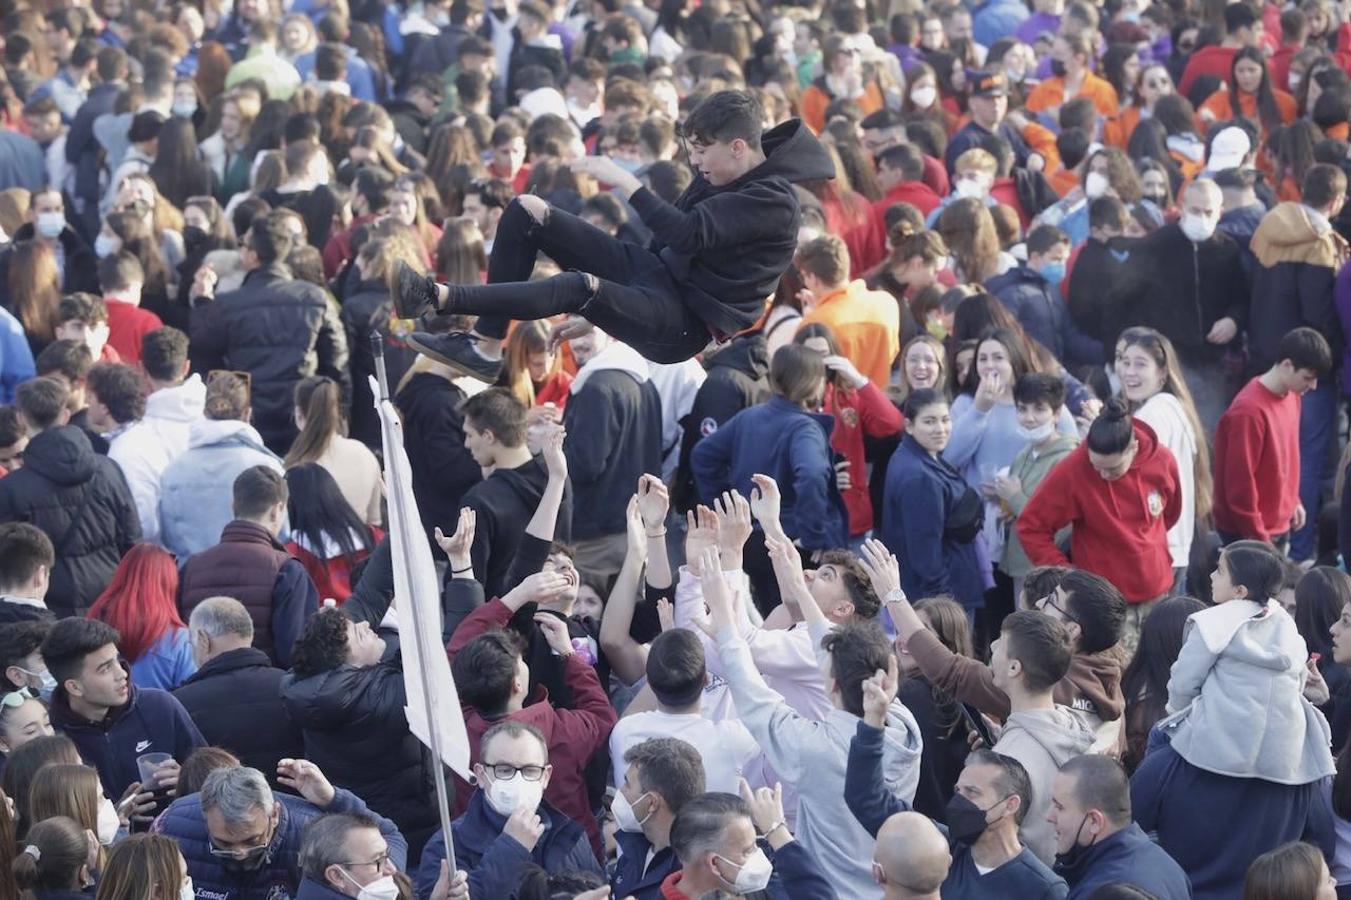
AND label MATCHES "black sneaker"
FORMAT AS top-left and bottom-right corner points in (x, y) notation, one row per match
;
(393, 260), (440, 320)
(407, 331), (503, 382)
